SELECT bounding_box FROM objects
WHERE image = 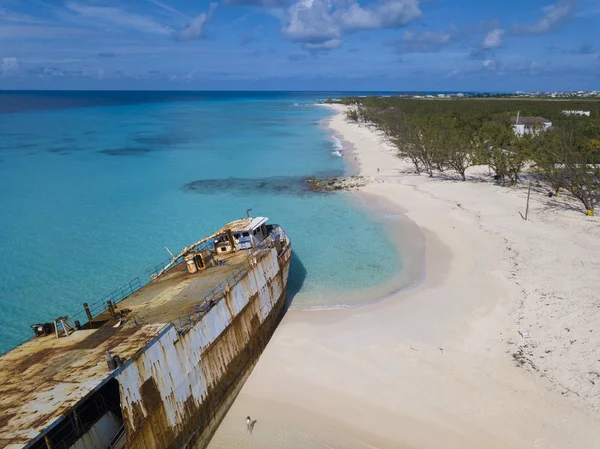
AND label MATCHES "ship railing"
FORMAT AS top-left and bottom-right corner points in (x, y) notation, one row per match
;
(80, 237), (220, 322)
(177, 262), (248, 329)
(269, 227), (286, 241)
(177, 242), (277, 331)
(68, 277), (143, 325)
(148, 256), (183, 279)
(37, 394), (119, 449)
(266, 225), (289, 255)
(107, 425), (126, 449)
(2, 229), (284, 356)
(2, 276), (145, 355)
(147, 239), (215, 279)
